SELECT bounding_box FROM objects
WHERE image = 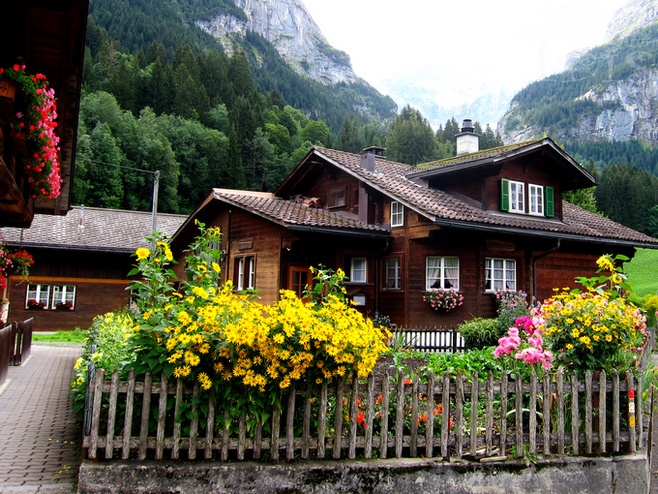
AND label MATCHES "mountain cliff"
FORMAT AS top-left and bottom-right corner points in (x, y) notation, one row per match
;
(498, 0), (658, 145)
(196, 0), (358, 86)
